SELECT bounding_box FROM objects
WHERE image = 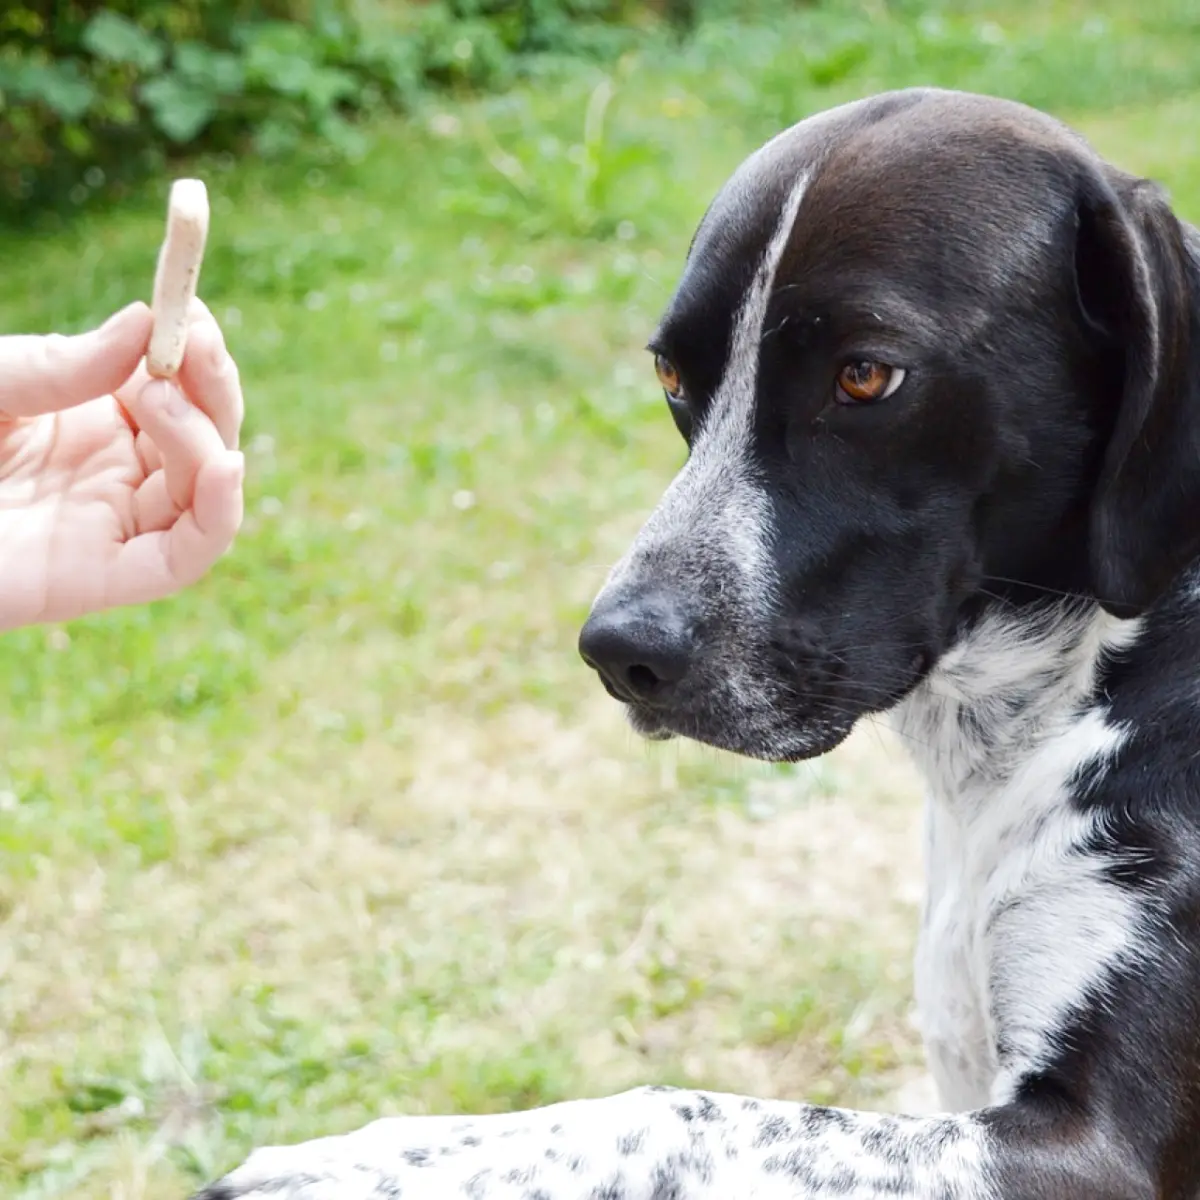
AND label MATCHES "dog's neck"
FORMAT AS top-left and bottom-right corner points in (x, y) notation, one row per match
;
(889, 599), (1142, 812)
